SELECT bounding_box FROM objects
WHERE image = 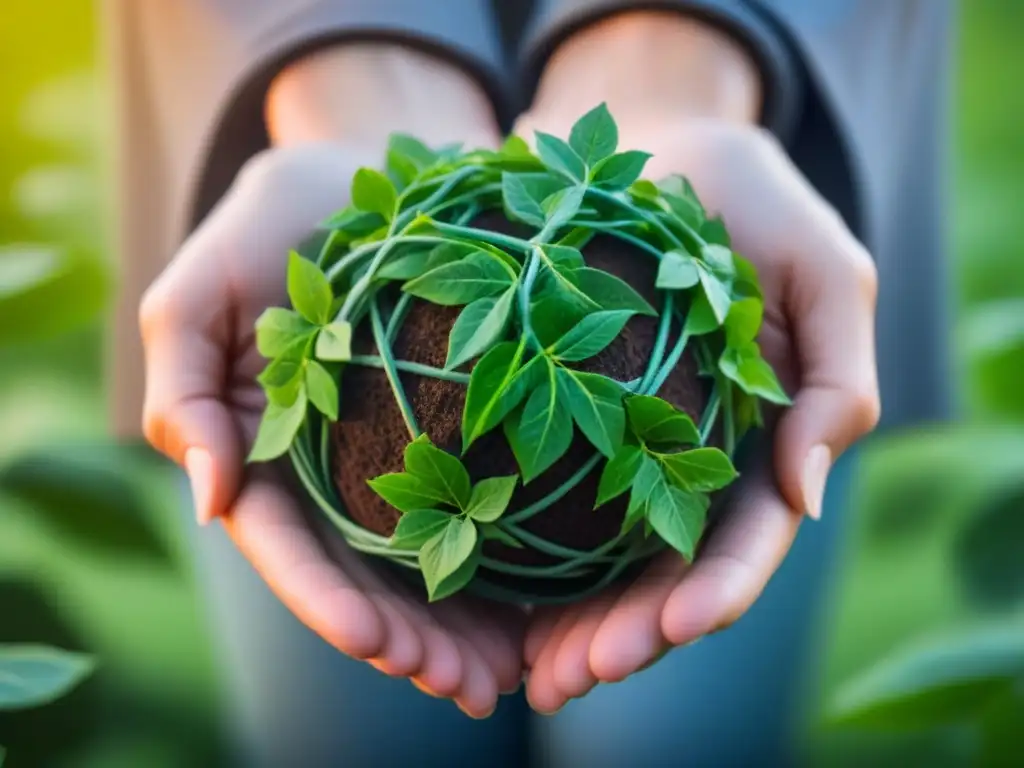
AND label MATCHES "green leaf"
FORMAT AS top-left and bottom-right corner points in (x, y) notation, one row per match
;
(558, 369), (626, 458)
(466, 476), (518, 522)
(481, 524), (524, 548)
(656, 250), (701, 290)
(683, 290), (721, 336)
(0, 645), (95, 710)
(287, 250), (333, 324)
(550, 309), (634, 361)
(315, 321), (353, 361)
(698, 265), (733, 324)
(659, 175), (705, 213)
(624, 395), (700, 446)
(403, 434), (472, 509)
(664, 193), (703, 230)
(646, 484), (708, 560)
(541, 244), (585, 269)
(254, 307), (314, 358)
(389, 509), (453, 550)
(304, 361), (339, 420)
(377, 243), (463, 281)
(535, 132), (587, 181)
(419, 517), (479, 601)
(596, 444), (644, 507)
(368, 472), (451, 513)
(700, 216), (731, 247)
(504, 362), (574, 482)
(719, 342), (791, 405)
(403, 252), (513, 306)
(248, 391), (308, 462)
(591, 151), (650, 190)
(321, 207), (387, 236)
(826, 619), (1024, 729)
(701, 243), (735, 277)
(445, 287), (515, 370)
(658, 447), (738, 492)
(542, 184), (586, 230)
(501, 134), (533, 158)
(387, 133), (437, 171)
(732, 254), (763, 299)
(569, 103), (618, 165)
(351, 167), (397, 219)
(502, 172), (547, 226)
(574, 267), (657, 316)
(462, 344), (545, 449)
(725, 297), (763, 347)
(623, 454), (661, 534)
(387, 507), (452, 548)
